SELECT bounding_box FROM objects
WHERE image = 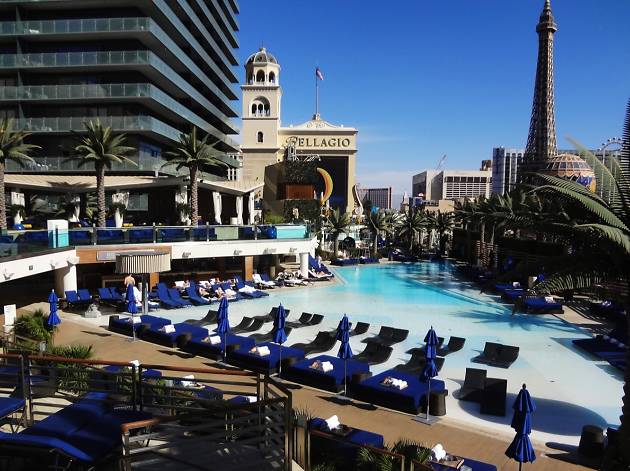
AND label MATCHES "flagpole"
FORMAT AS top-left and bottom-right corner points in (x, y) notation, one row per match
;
(315, 70), (319, 117)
